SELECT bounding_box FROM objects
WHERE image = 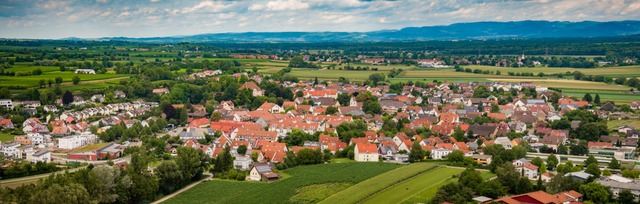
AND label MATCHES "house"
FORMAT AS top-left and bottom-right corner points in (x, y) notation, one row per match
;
(29, 149), (51, 163)
(0, 118), (15, 129)
(515, 163), (539, 179)
(431, 148), (453, 160)
(91, 94), (105, 103)
(240, 82), (264, 97)
(249, 163), (280, 182)
(491, 190), (582, 203)
(58, 135), (88, 150)
(257, 102), (284, 113)
(471, 154), (492, 165)
(75, 69), (96, 74)
(114, 90), (126, 98)
(598, 178), (640, 201)
(68, 143), (123, 161)
(44, 105), (58, 112)
(152, 88), (170, 95)
(233, 156), (253, 170)
(354, 143), (379, 162)
(2, 142), (20, 158)
(0, 99), (14, 109)
(494, 137), (513, 149)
